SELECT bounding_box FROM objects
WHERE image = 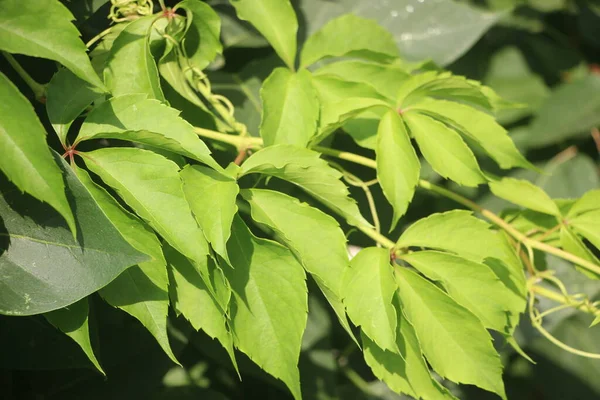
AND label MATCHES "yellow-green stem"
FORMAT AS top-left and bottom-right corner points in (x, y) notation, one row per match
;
(2, 52), (46, 101)
(530, 285), (599, 316)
